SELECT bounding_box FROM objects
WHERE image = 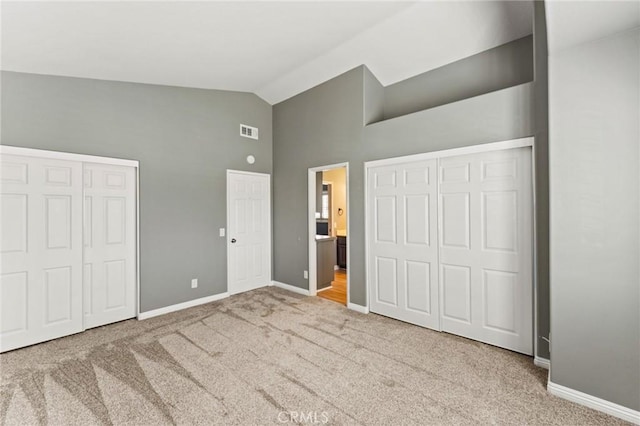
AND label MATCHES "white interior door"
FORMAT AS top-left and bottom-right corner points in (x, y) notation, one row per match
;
(439, 147), (533, 354)
(227, 171), (271, 295)
(368, 160), (440, 330)
(83, 163), (136, 329)
(1, 155), (83, 352)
